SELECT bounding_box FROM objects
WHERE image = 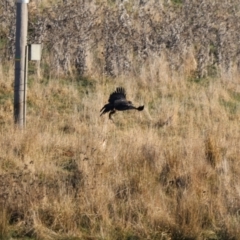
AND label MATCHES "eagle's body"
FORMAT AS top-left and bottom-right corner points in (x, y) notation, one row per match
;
(100, 87), (144, 119)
